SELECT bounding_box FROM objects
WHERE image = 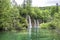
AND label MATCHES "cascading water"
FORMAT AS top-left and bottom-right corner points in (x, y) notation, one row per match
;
(37, 20), (39, 32)
(27, 16), (40, 40)
(28, 15), (32, 40)
(34, 19), (37, 31)
(37, 20), (39, 28)
(34, 19), (39, 30)
(33, 19), (40, 40)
